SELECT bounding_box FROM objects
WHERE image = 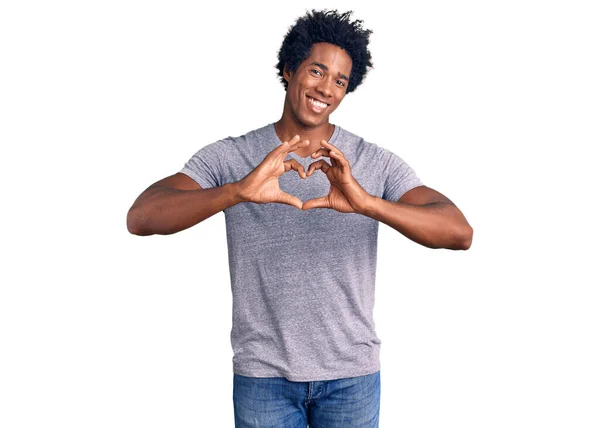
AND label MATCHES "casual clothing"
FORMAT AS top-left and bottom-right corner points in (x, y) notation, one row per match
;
(180, 122), (422, 382)
(233, 370), (381, 427)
